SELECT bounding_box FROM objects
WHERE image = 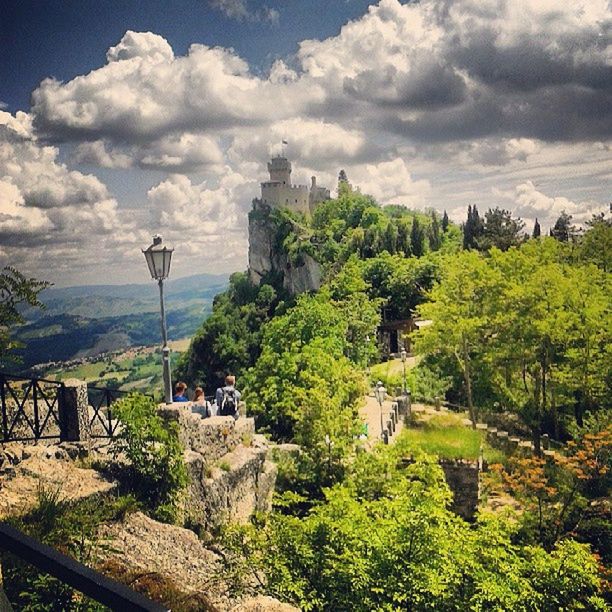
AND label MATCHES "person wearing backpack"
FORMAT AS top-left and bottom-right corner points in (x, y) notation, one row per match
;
(215, 374), (241, 419)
